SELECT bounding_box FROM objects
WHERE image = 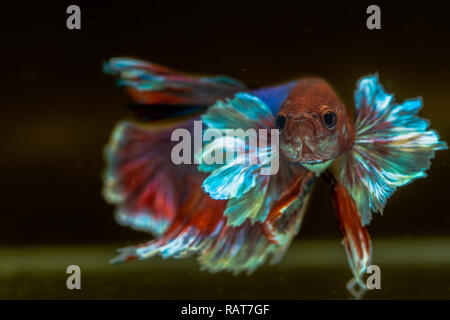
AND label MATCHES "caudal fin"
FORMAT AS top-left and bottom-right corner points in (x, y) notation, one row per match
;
(103, 120), (199, 236)
(104, 58), (247, 121)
